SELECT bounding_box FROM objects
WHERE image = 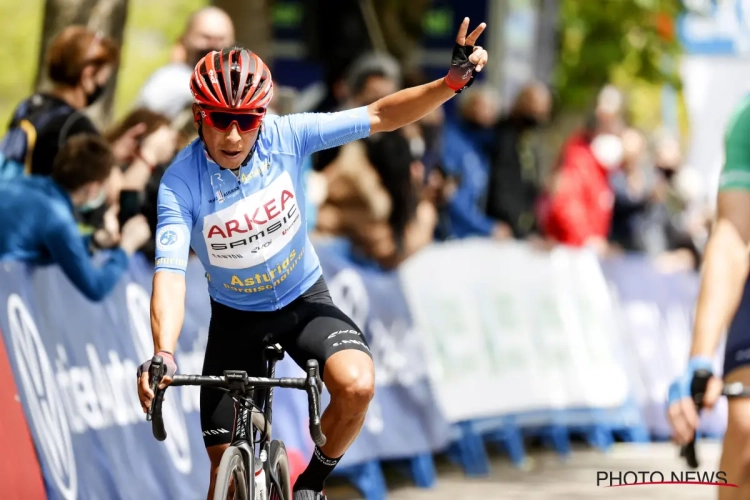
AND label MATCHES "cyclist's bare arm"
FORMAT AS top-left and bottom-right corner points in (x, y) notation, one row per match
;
(692, 97), (750, 362)
(138, 168), (193, 410)
(150, 270), (187, 354)
(367, 18), (488, 135)
(691, 192), (750, 360)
